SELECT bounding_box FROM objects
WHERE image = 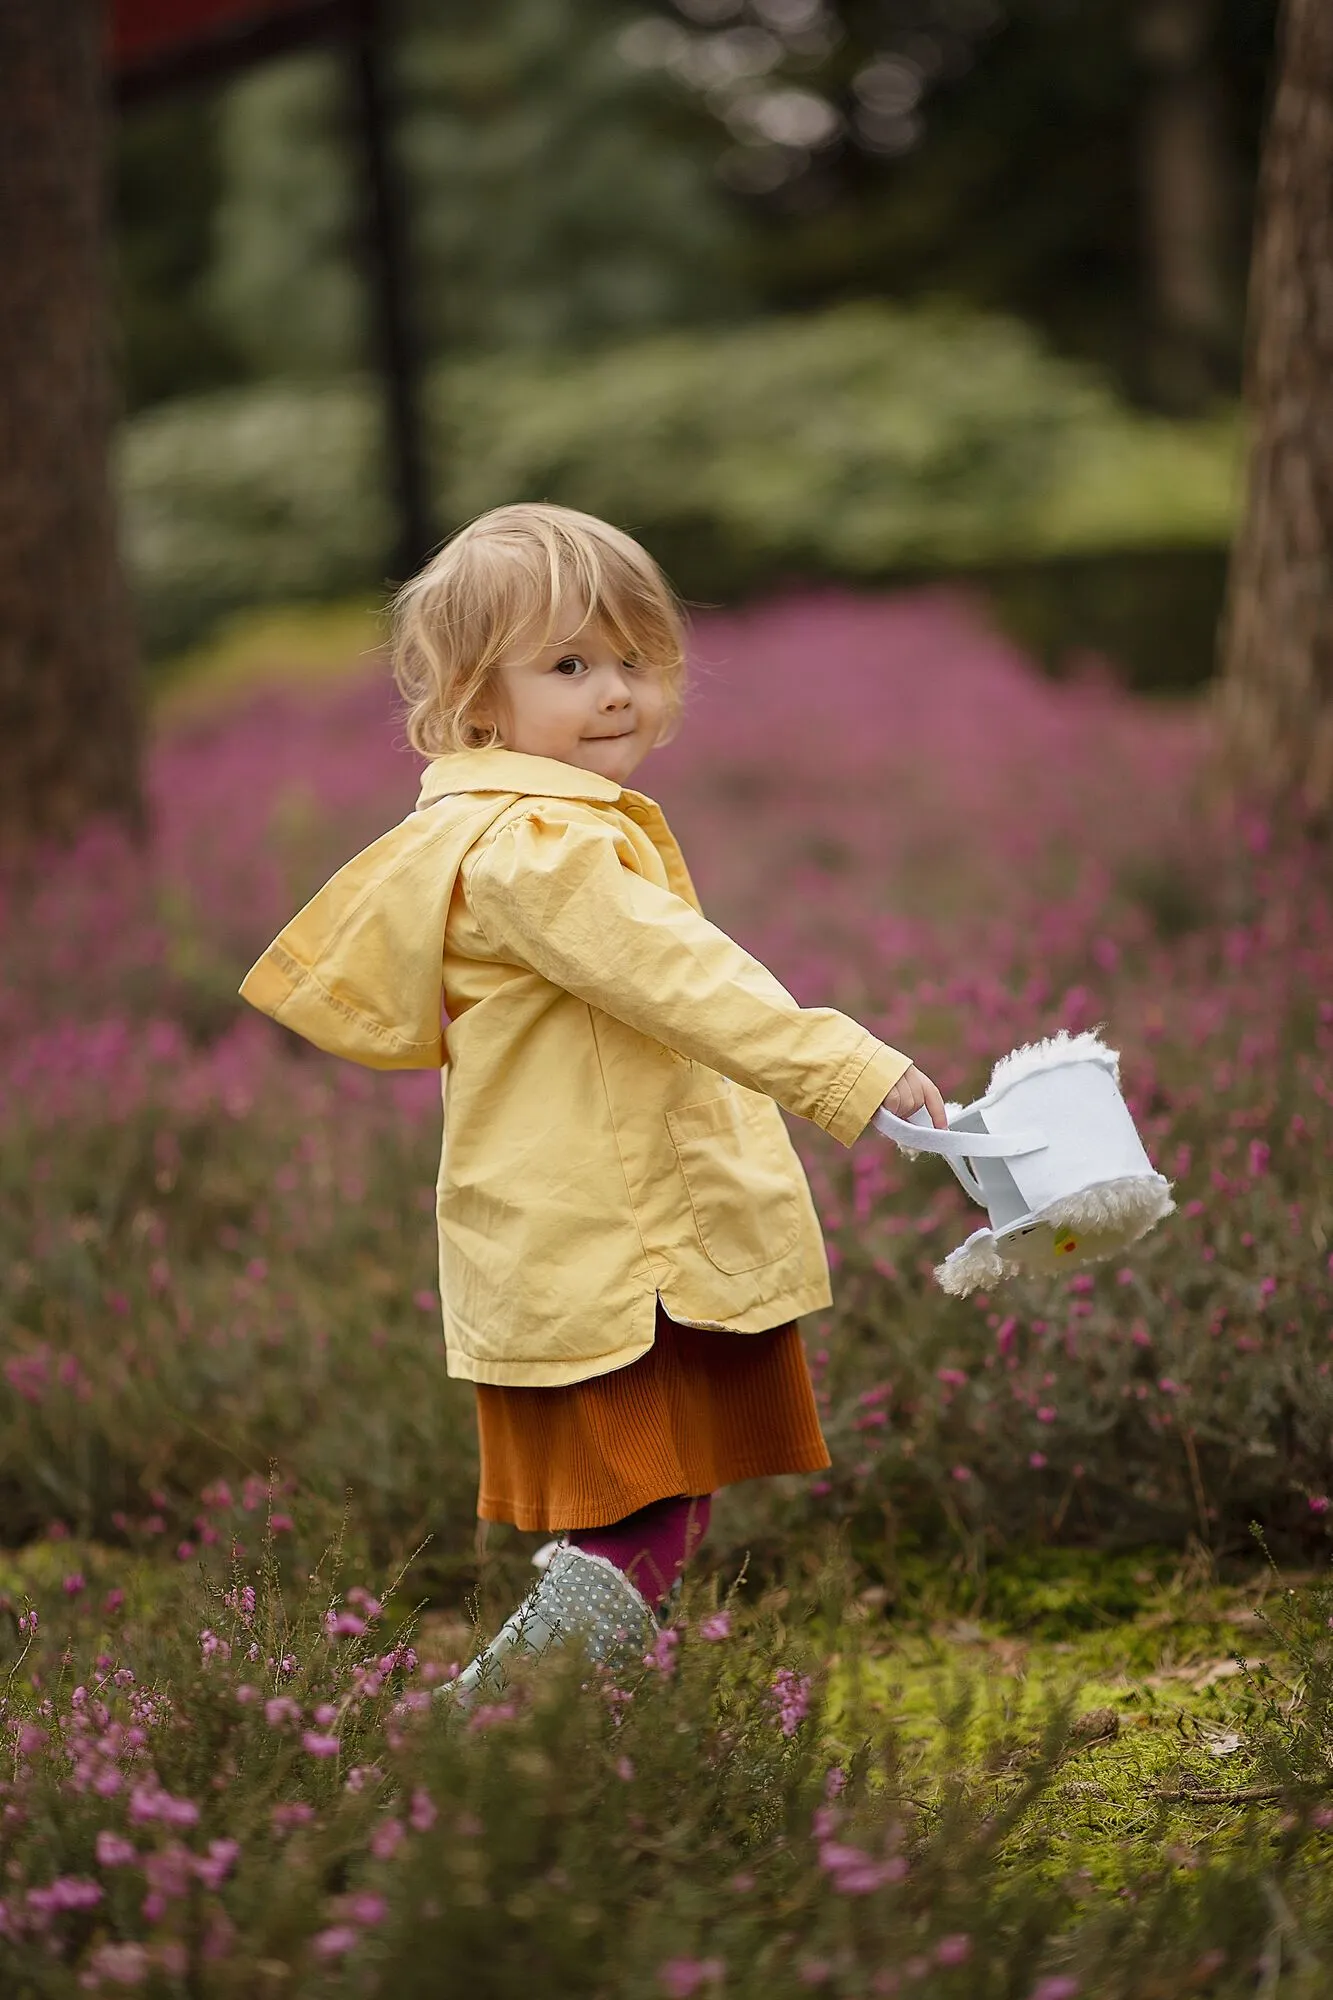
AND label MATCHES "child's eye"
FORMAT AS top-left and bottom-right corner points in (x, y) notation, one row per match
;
(553, 656), (588, 676)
